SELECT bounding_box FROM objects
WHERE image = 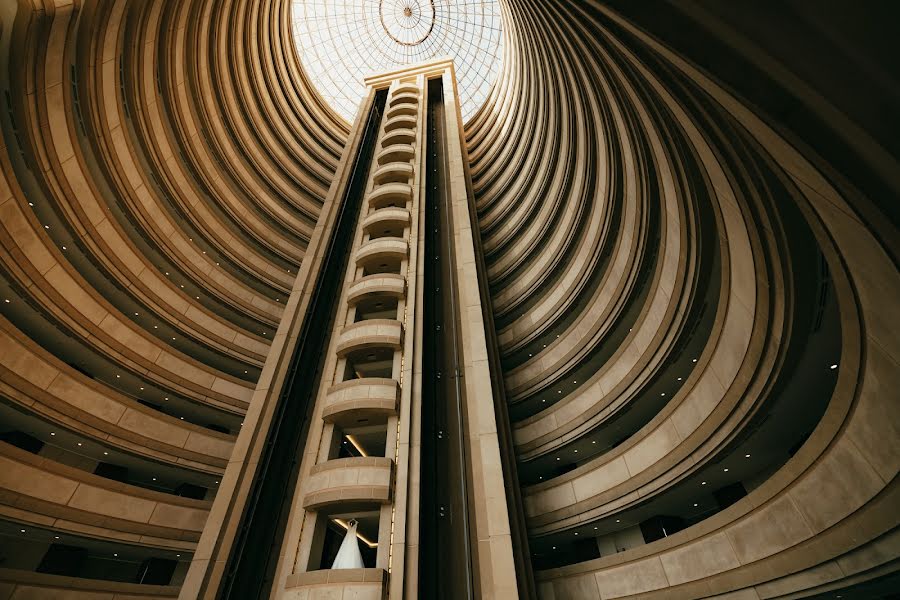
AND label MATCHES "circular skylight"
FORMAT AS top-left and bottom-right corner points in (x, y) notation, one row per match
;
(291, 0), (504, 123)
